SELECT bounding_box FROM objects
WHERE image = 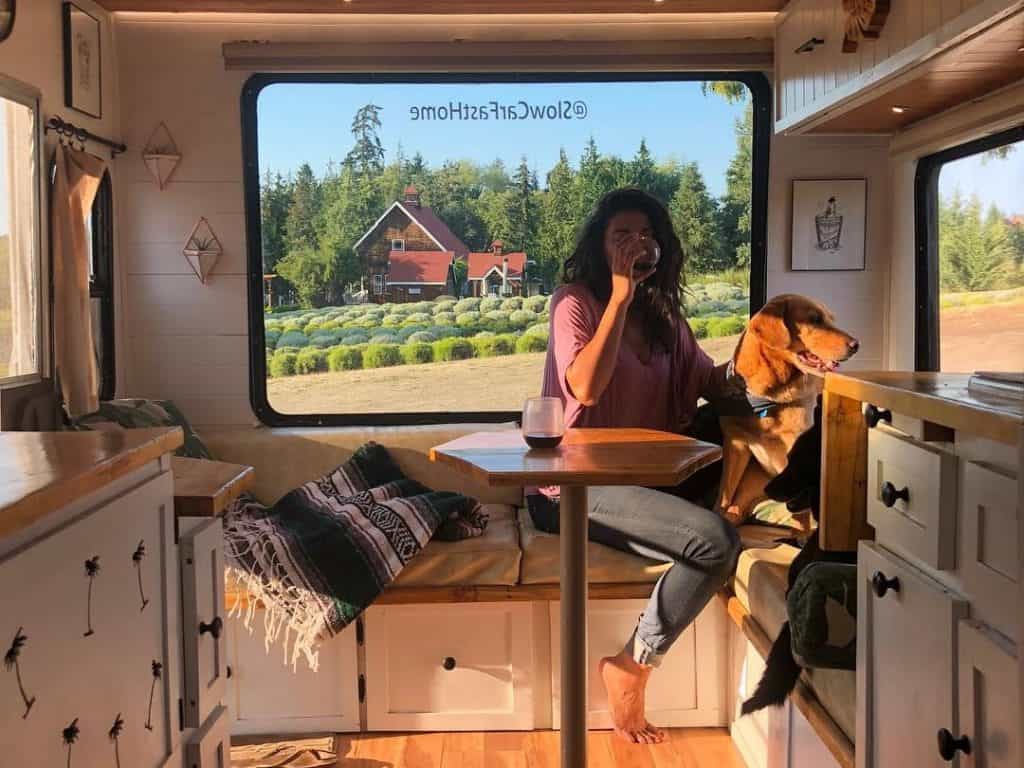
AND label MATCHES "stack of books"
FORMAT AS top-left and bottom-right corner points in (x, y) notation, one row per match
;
(967, 371), (1024, 401)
